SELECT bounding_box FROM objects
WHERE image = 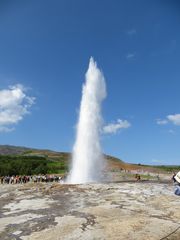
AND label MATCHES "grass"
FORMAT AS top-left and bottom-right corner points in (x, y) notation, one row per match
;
(152, 165), (180, 172)
(0, 155), (69, 175)
(47, 161), (68, 174)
